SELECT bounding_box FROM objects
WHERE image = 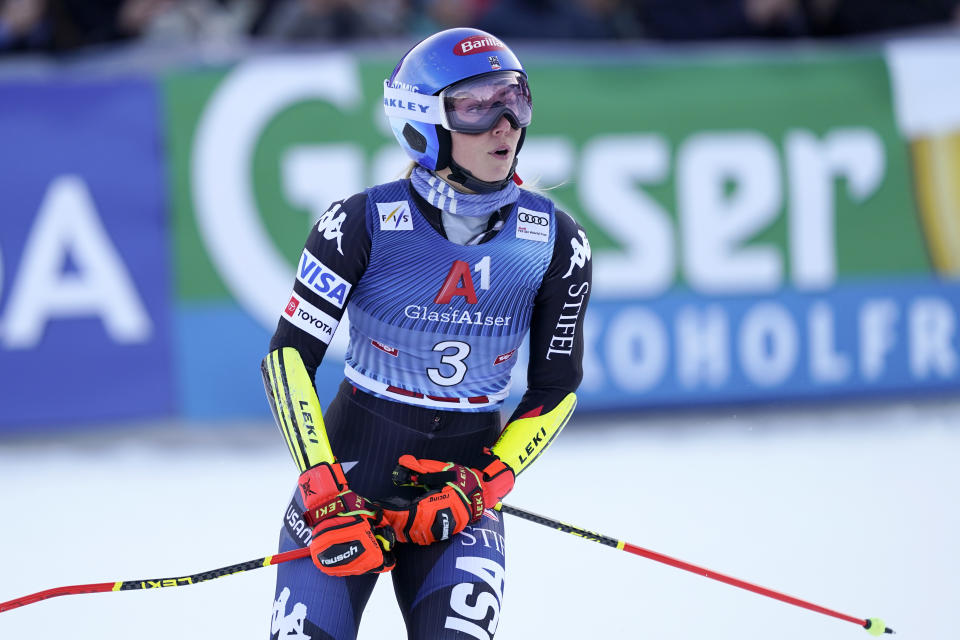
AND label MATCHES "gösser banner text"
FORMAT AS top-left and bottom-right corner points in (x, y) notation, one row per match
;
(1, 41), (958, 428)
